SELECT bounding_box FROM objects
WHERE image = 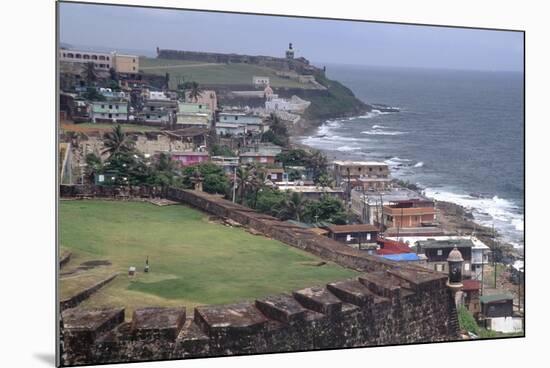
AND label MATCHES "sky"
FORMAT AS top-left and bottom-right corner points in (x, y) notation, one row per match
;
(59, 2), (524, 72)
